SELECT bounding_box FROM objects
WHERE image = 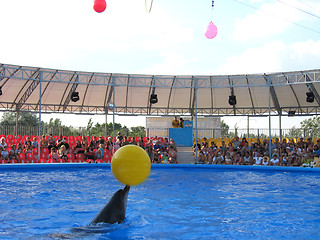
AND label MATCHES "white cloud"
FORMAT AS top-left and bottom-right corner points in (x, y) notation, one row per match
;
(139, 51), (198, 75)
(215, 39), (320, 75)
(216, 41), (286, 74)
(233, 1), (304, 41)
(0, 0), (193, 69)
